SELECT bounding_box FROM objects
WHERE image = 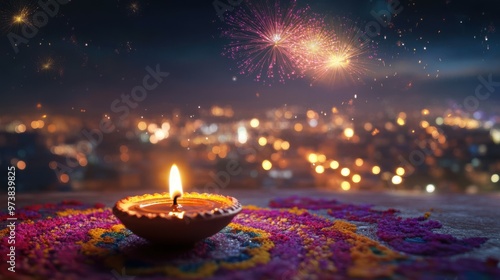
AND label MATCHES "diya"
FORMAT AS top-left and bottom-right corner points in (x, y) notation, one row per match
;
(113, 164), (242, 245)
